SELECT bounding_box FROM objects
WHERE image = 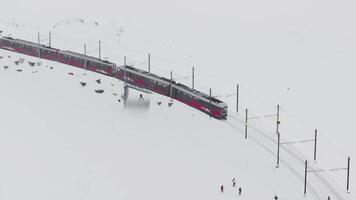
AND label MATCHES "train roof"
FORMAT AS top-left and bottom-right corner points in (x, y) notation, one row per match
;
(59, 50), (116, 67)
(1, 37), (115, 67)
(119, 65), (226, 107)
(1, 37), (57, 51)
